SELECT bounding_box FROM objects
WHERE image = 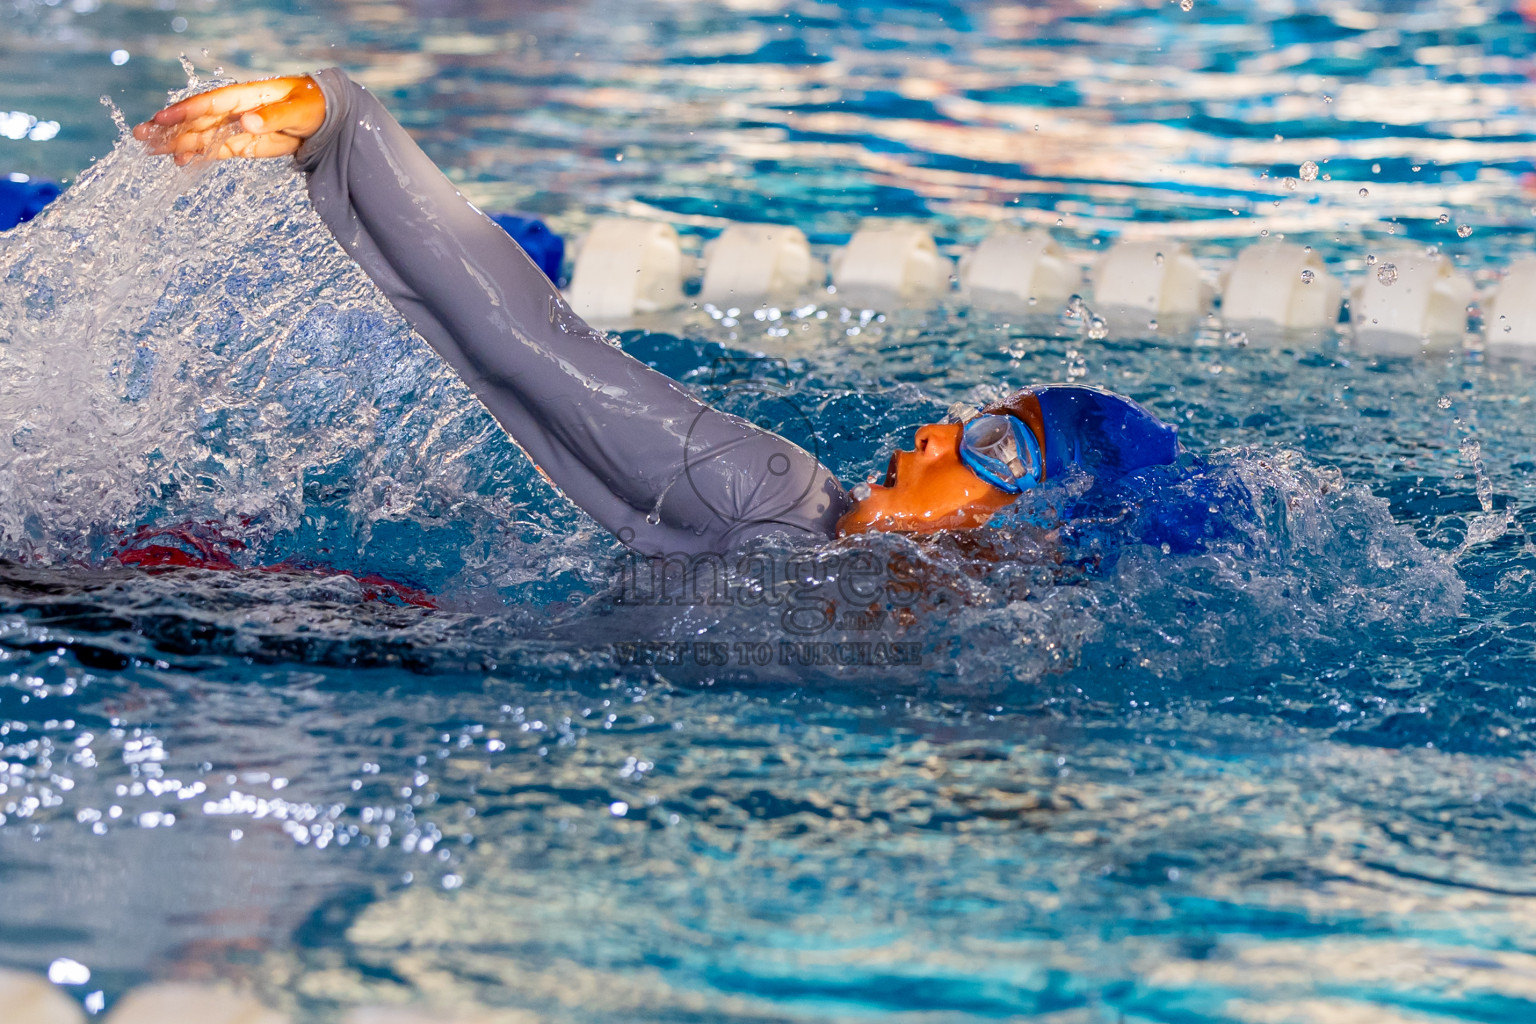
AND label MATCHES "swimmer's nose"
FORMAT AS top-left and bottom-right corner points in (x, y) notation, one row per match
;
(912, 422), (960, 458)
